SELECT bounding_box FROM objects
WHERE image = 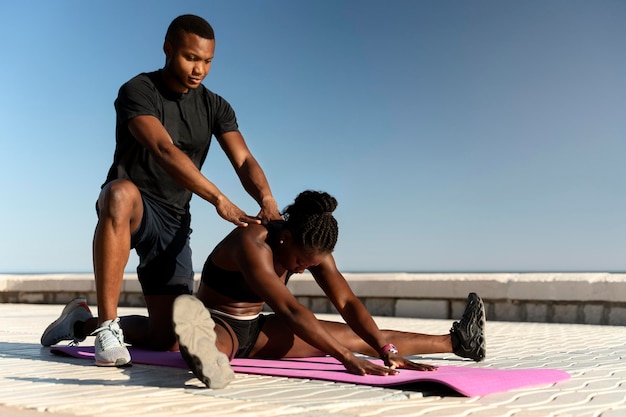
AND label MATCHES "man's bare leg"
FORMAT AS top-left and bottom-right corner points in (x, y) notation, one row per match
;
(91, 179), (144, 366)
